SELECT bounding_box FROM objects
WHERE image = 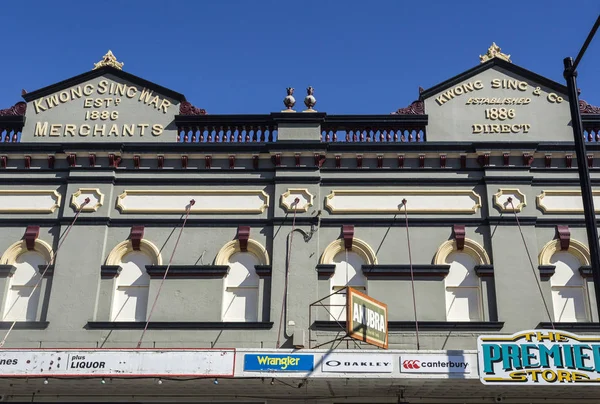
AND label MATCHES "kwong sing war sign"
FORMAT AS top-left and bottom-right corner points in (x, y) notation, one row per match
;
(478, 330), (600, 385)
(346, 287), (388, 349)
